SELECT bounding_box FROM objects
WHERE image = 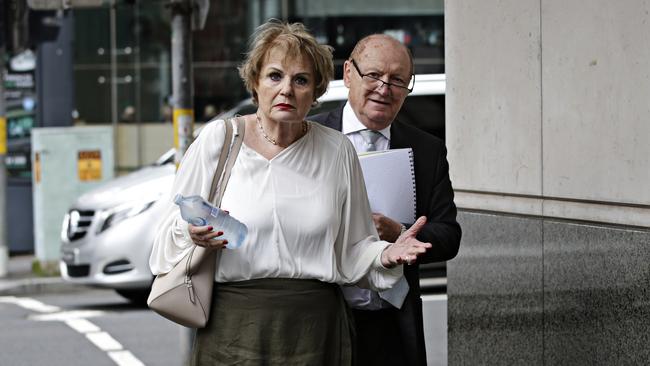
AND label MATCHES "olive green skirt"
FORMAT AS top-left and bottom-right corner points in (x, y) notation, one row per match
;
(190, 278), (353, 366)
